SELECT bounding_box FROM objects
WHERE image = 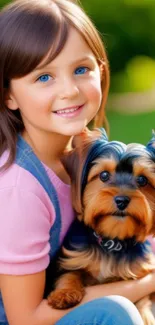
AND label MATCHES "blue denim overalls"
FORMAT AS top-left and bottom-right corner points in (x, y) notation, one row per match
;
(0, 135), (62, 324)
